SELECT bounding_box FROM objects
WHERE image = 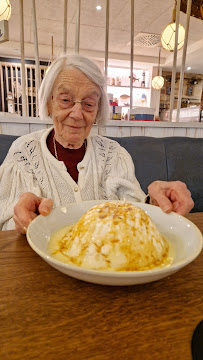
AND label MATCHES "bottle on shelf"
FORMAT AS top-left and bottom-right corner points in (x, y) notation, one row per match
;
(141, 93), (147, 106)
(141, 71), (145, 88)
(116, 76), (121, 86)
